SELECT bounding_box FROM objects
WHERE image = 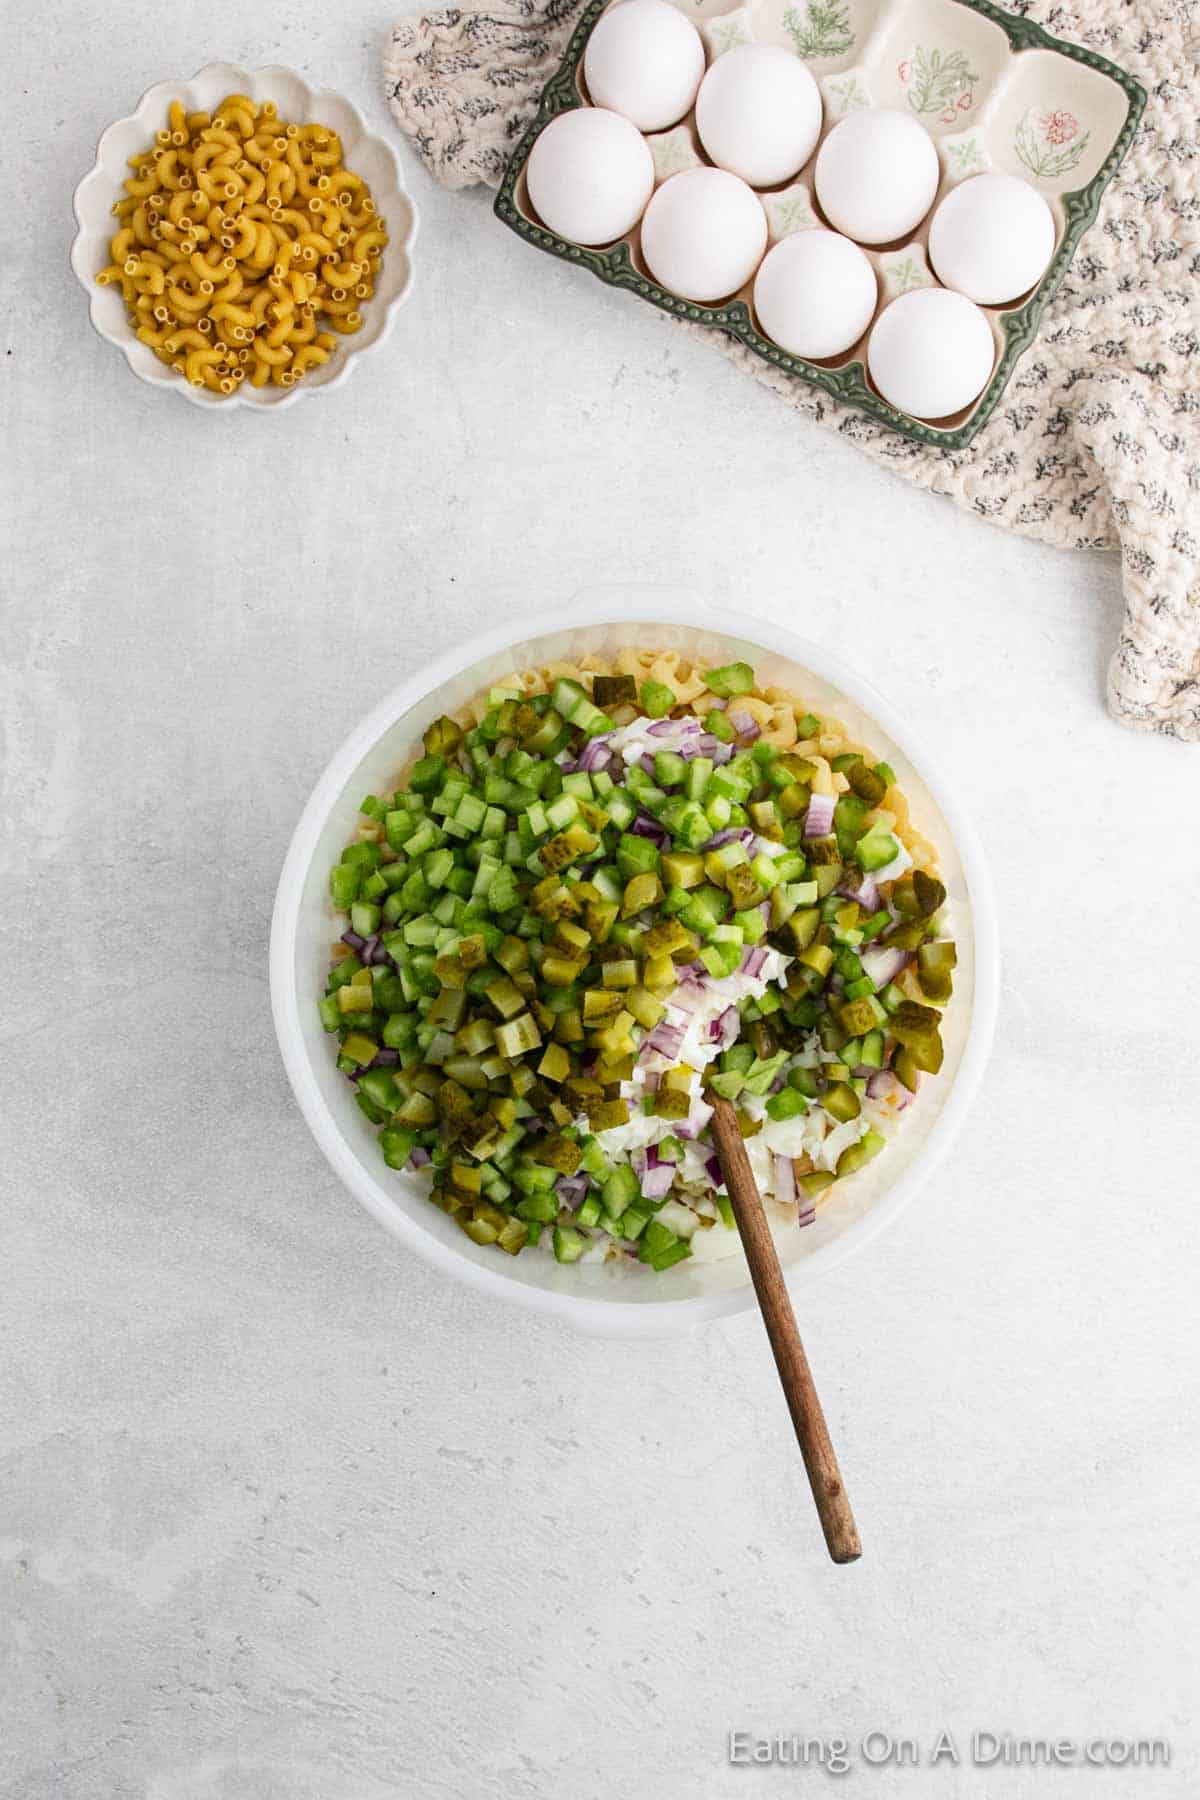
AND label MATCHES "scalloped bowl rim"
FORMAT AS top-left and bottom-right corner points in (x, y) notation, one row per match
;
(69, 61), (418, 411)
(270, 590), (1000, 1337)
